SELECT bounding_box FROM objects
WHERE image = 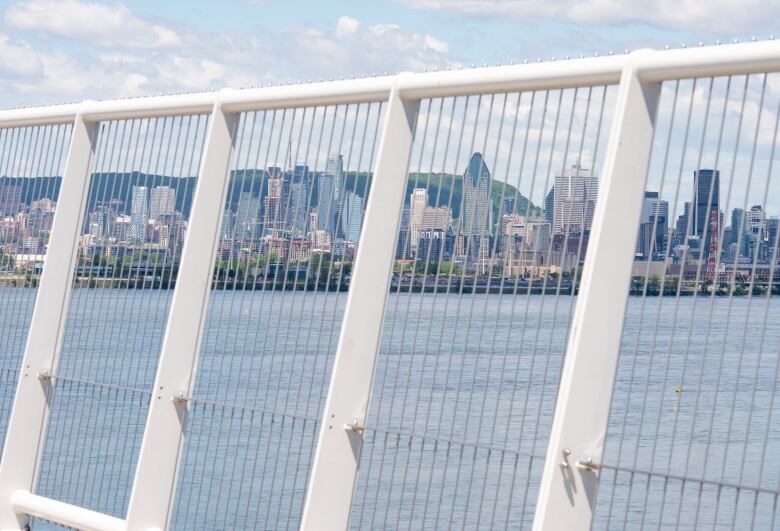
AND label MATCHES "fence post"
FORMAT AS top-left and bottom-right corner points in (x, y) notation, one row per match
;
(124, 99), (237, 530)
(0, 114), (97, 530)
(300, 83), (419, 530)
(533, 52), (660, 530)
